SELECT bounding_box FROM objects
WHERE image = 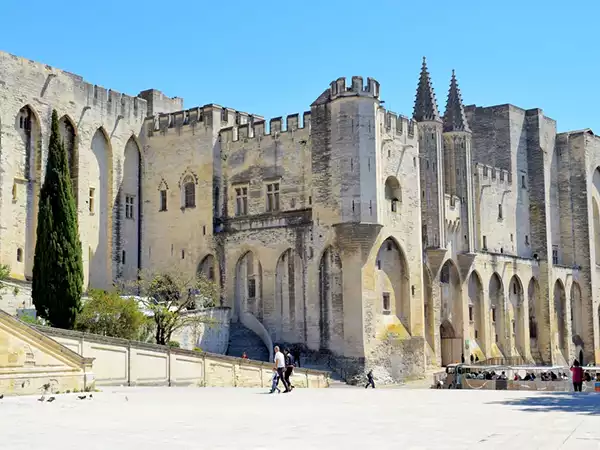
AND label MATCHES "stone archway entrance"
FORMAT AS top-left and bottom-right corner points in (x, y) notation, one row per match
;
(440, 320), (461, 366)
